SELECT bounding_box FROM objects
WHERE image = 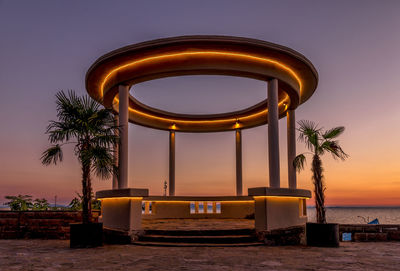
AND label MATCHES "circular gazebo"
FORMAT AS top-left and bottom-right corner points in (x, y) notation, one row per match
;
(86, 36), (318, 236)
